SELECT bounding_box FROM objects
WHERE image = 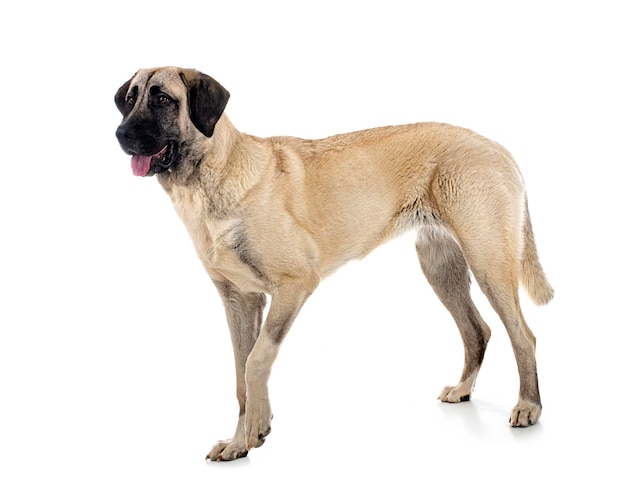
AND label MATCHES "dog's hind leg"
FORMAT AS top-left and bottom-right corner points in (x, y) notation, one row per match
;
(415, 225), (491, 403)
(470, 262), (542, 427)
(455, 224), (542, 426)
